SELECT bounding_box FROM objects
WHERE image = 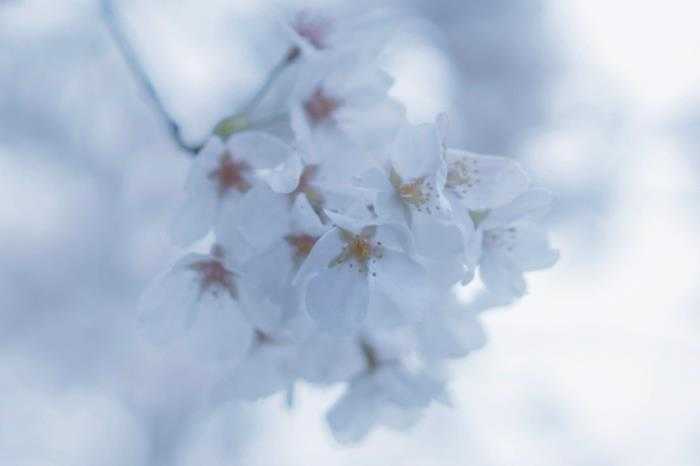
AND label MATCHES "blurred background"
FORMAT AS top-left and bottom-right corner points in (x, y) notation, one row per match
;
(1, 0), (700, 465)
